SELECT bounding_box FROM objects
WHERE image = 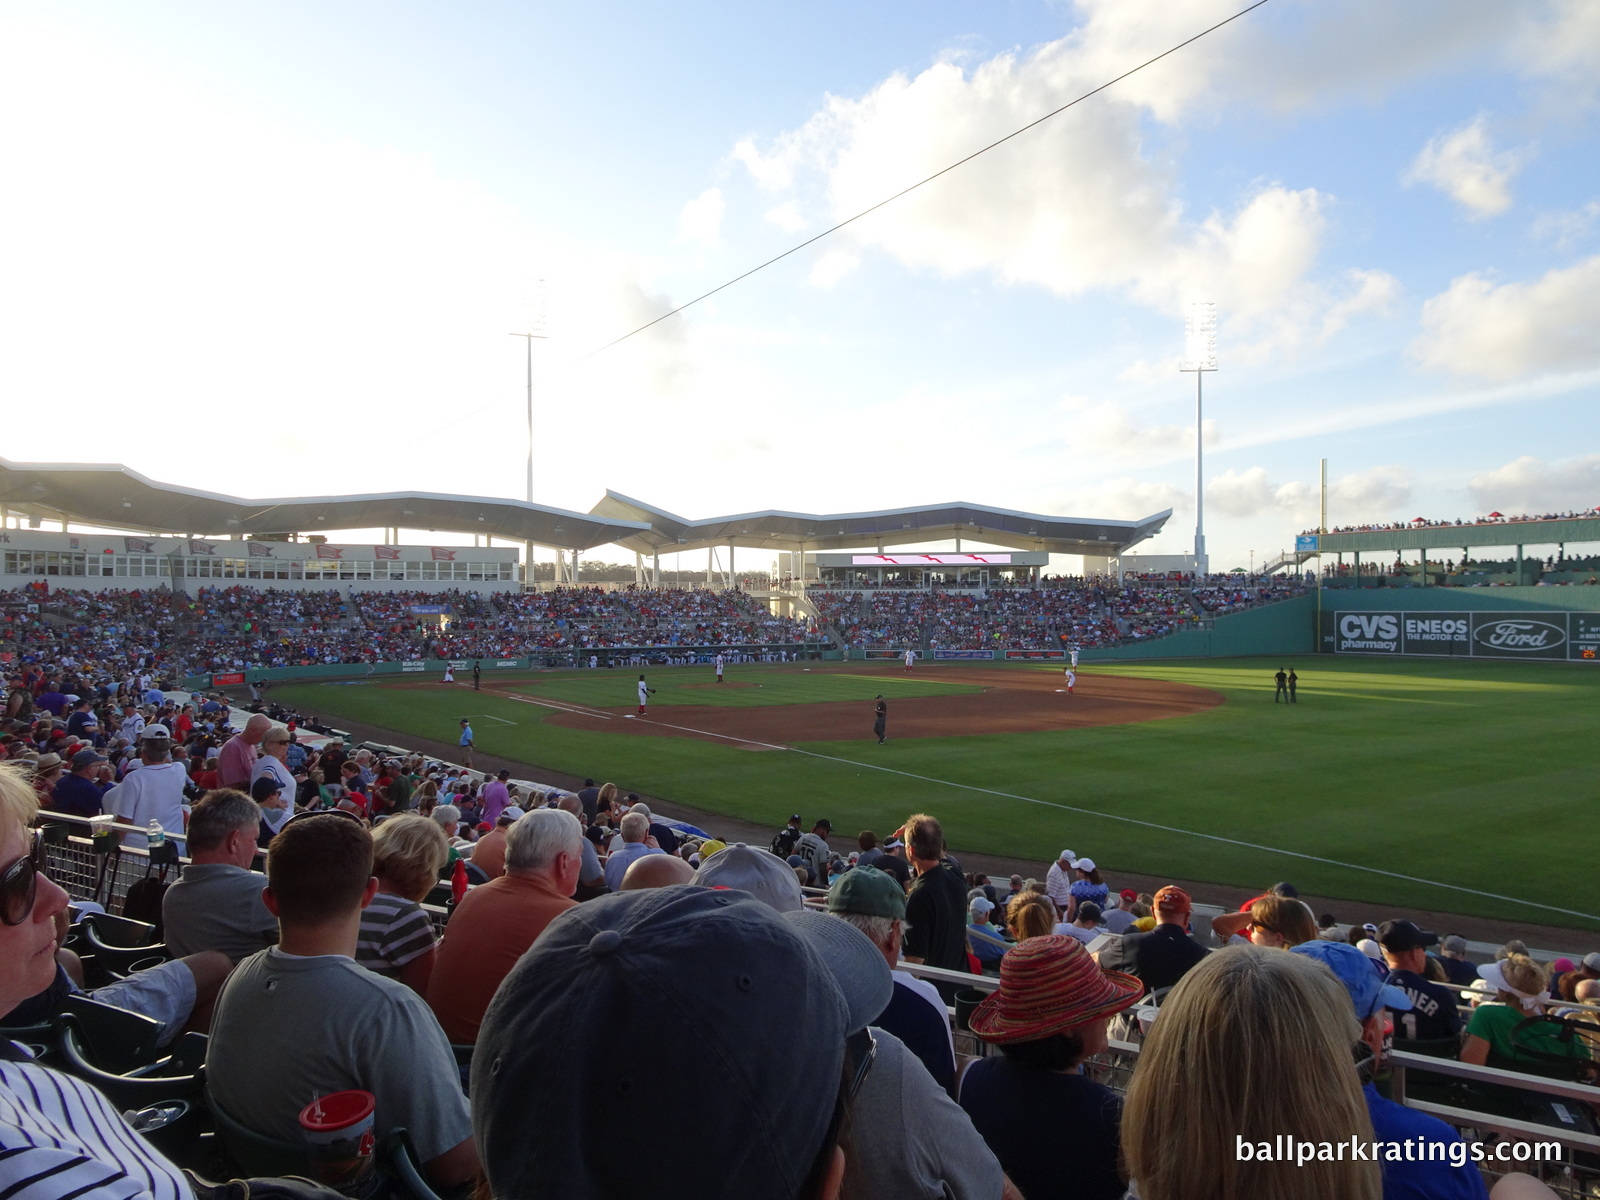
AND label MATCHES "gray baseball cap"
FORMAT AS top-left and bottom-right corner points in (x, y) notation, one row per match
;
(694, 842), (805, 912)
(473, 886), (848, 1199)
